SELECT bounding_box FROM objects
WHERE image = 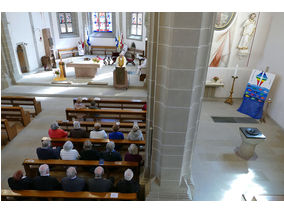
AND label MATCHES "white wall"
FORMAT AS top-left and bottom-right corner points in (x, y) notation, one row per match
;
(258, 13), (284, 129)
